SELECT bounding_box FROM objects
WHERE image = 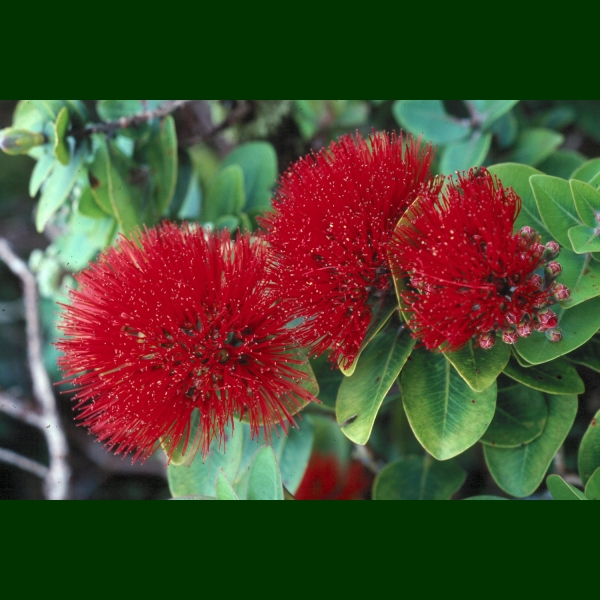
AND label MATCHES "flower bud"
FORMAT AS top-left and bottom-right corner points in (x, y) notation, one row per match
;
(478, 332), (496, 350)
(519, 226), (536, 240)
(0, 128), (46, 155)
(529, 274), (543, 289)
(545, 261), (562, 278)
(505, 311), (518, 325)
(539, 309), (558, 329)
(502, 329), (518, 344)
(545, 327), (562, 342)
(553, 283), (571, 301)
(516, 320), (533, 338)
(544, 241), (560, 260)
